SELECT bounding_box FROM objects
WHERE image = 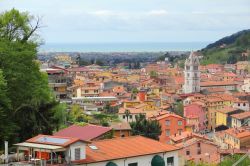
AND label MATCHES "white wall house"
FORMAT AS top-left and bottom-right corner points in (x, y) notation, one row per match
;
(241, 78), (250, 93)
(77, 151), (178, 166)
(74, 136), (180, 166)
